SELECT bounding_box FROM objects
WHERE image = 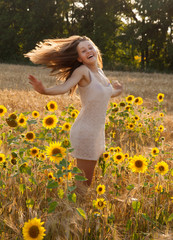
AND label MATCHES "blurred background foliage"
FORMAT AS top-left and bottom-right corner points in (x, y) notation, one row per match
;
(0, 0), (173, 72)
